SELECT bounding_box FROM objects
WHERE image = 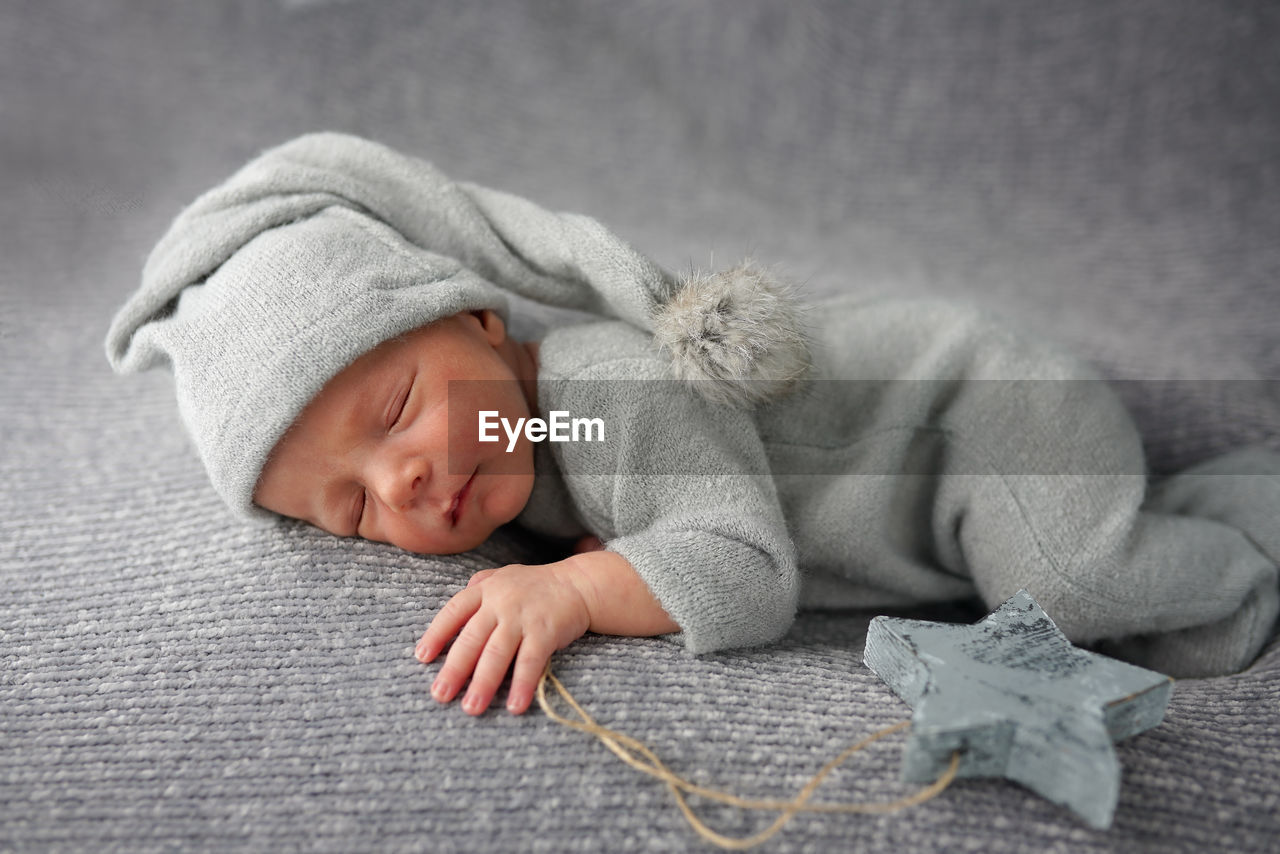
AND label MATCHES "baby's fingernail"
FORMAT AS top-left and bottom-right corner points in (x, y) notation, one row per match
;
(432, 678), (451, 702)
